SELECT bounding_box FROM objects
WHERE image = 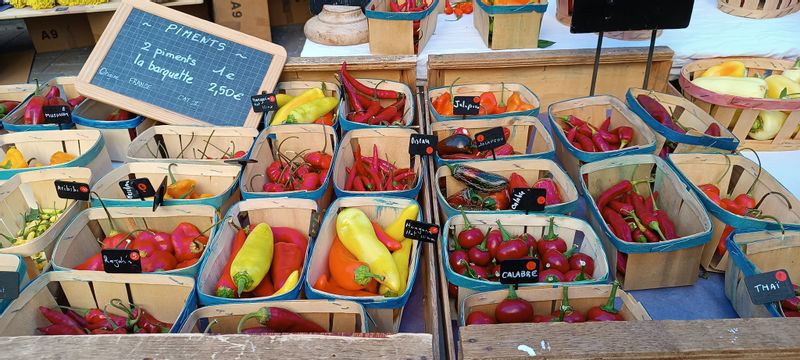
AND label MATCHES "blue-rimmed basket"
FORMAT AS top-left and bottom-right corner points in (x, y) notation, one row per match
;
(668, 152), (800, 273)
(197, 198), (318, 306)
(548, 95), (657, 187)
(474, 0), (548, 49)
(0, 83), (37, 129)
(365, 0), (440, 55)
(430, 115), (555, 166)
(90, 162), (241, 209)
(127, 125), (260, 165)
(240, 124), (337, 210)
(72, 98), (154, 162)
(305, 196), (422, 333)
(428, 82), (539, 122)
(581, 154), (713, 290)
(265, 81), (341, 128)
(333, 127), (423, 199)
(434, 158), (578, 219)
(0, 254), (26, 313)
(339, 78), (415, 131)
(51, 205), (219, 278)
(0, 129), (111, 184)
(626, 88), (739, 156)
(0, 271), (196, 333)
(2, 77), (78, 132)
